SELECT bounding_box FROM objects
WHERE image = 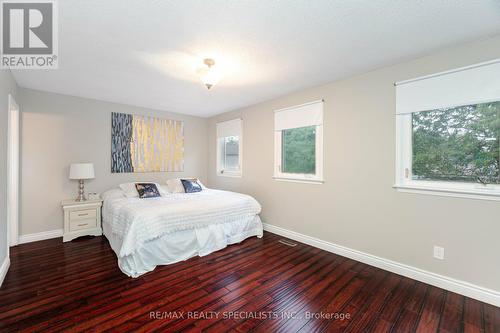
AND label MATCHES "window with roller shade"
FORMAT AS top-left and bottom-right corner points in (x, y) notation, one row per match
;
(216, 119), (242, 177)
(274, 100), (324, 183)
(395, 59), (500, 200)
